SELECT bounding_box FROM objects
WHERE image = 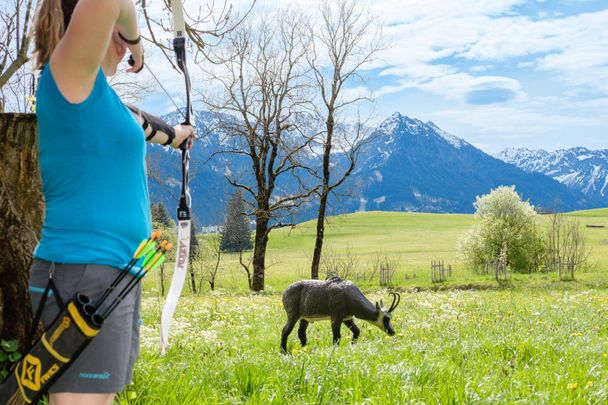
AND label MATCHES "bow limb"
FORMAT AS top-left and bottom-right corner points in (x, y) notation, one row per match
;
(160, 0), (195, 356)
